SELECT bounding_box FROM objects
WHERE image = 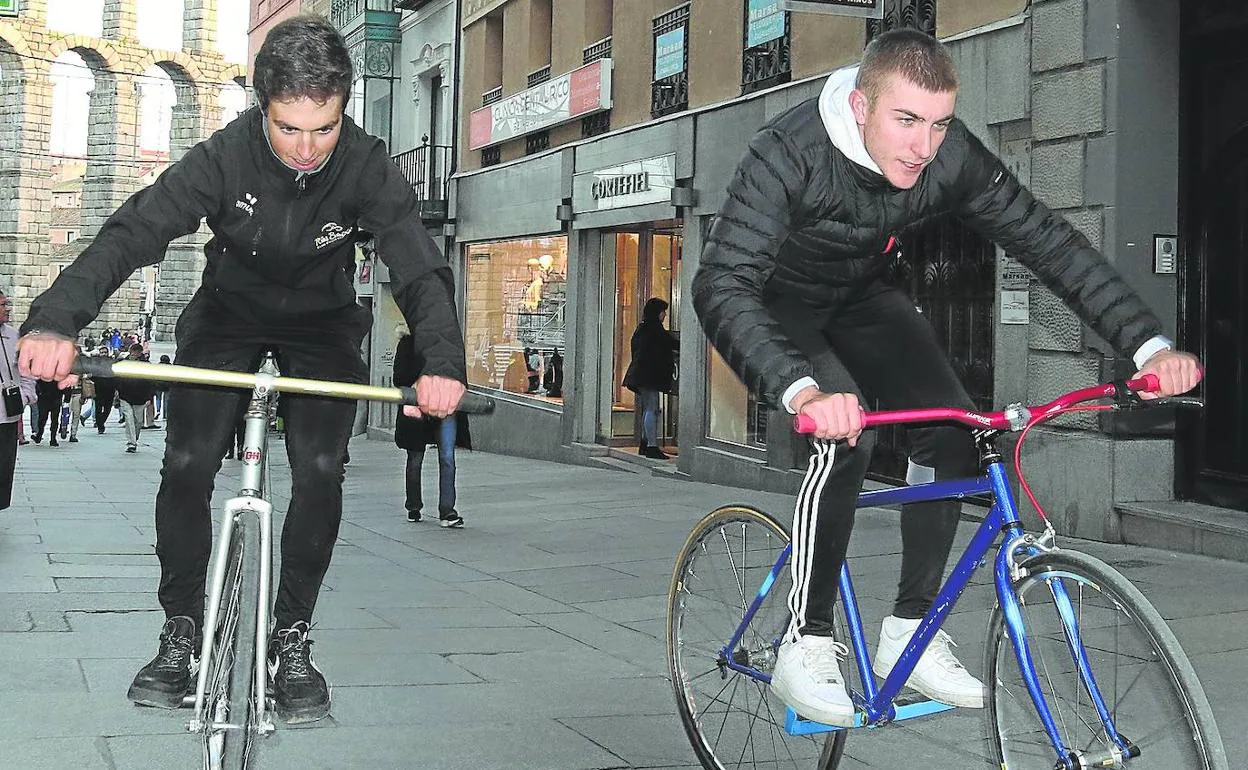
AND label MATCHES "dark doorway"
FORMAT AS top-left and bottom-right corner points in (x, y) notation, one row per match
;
(1179, 3), (1248, 509)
